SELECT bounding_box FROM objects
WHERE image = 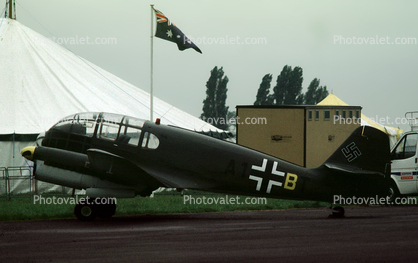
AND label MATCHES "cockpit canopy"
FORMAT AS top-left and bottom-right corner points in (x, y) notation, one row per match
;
(45, 112), (159, 152)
